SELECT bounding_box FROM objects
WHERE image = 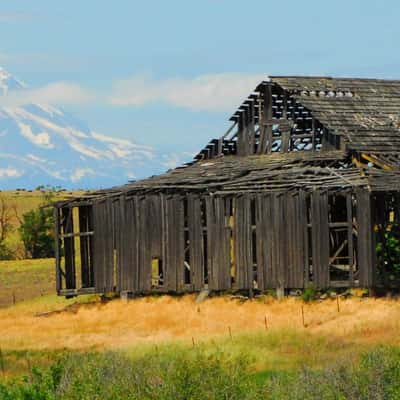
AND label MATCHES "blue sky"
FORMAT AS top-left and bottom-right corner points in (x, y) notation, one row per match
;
(1, 0), (400, 162)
